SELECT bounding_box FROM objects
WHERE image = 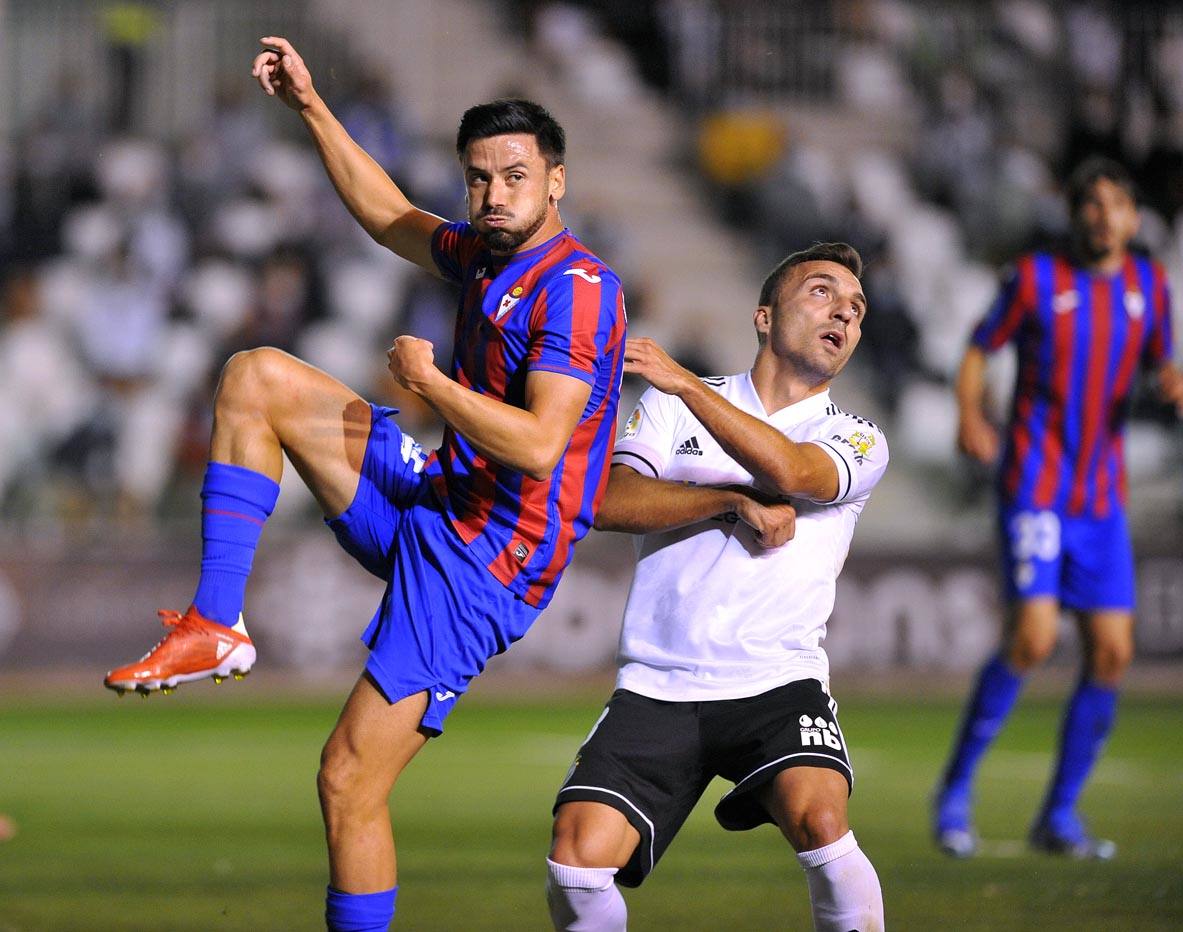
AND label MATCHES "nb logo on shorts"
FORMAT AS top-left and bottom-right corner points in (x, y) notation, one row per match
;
(799, 714), (843, 750)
